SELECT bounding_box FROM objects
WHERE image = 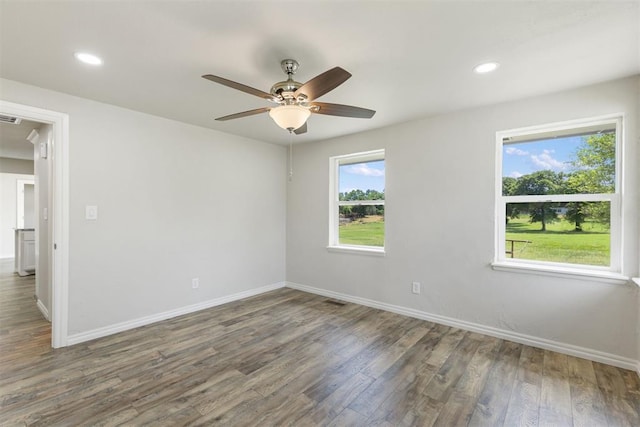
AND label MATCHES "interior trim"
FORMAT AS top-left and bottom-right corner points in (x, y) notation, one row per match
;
(286, 281), (637, 371)
(66, 282), (286, 346)
(36, 298), (50, 321)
